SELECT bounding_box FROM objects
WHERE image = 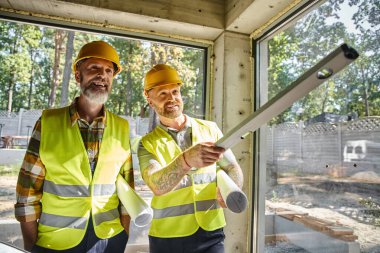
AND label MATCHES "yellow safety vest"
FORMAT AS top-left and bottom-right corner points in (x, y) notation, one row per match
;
(141, 117), (226, 238)
(38, 106), (131, 250)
